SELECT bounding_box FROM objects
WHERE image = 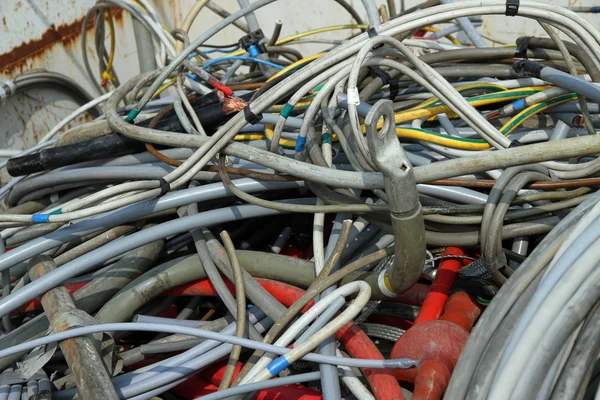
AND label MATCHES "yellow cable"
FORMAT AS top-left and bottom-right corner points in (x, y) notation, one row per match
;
(379, 5), (389, 22)
(149, 78), (176, 100)
(445, 35), (462, 46)
(408, 83), (509, 110)
(253, 90), (569, 151)
(227, 25), (368, 58)
(235, 133), (266, 141)
(101, 9), (117, 85)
